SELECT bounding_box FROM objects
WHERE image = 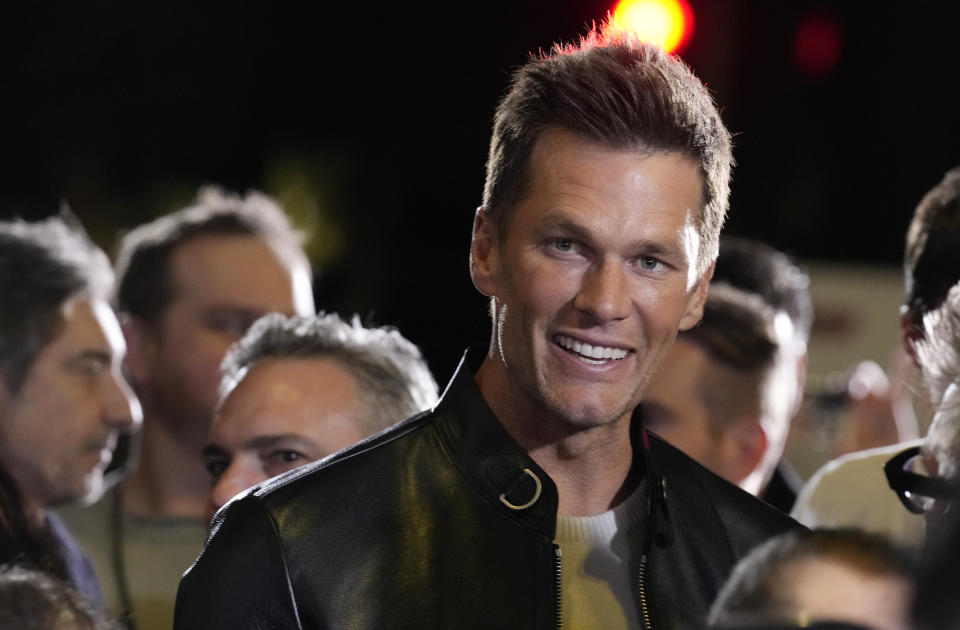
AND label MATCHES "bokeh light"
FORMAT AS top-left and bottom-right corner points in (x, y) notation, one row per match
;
(793, 12), (843, 78)
(612, 0), (693, 54)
